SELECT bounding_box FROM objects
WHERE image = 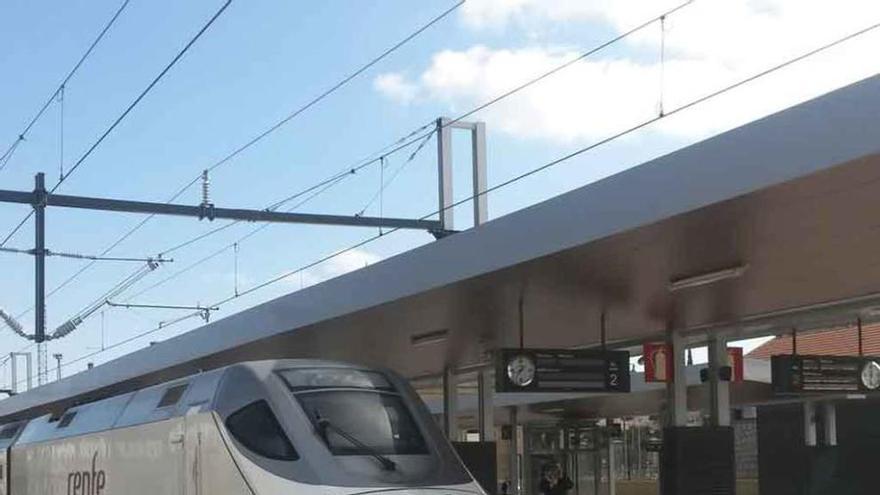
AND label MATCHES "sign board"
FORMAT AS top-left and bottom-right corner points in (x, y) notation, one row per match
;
(495, 348), (630, 393)
(728, 347), (744, 383)
(772, 354), (880, 394)
(644, 342), (673, 383)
